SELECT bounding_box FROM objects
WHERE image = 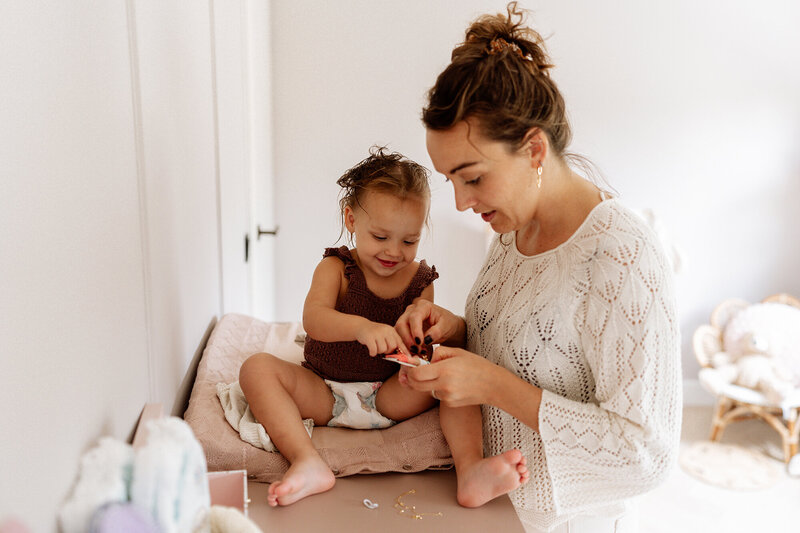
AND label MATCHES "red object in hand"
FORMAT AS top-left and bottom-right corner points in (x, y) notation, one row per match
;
(385, 350), (410, 363)
(383, 350), (429, 367)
